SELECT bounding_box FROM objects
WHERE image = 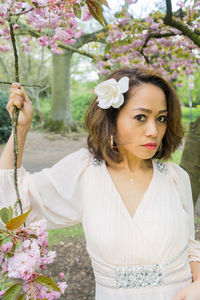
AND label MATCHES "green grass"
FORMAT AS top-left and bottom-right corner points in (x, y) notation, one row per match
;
(182, 107), (200, 124)
(195, 217), (200, 225)
(47, 223), (84, 247)
(39, 97), (51, 116)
